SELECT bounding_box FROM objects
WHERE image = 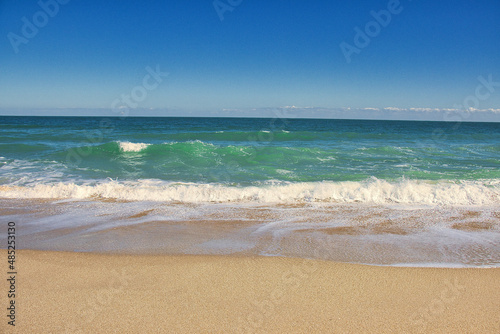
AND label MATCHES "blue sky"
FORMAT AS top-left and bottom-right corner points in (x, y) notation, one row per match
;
(0, 0), (499, 119)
